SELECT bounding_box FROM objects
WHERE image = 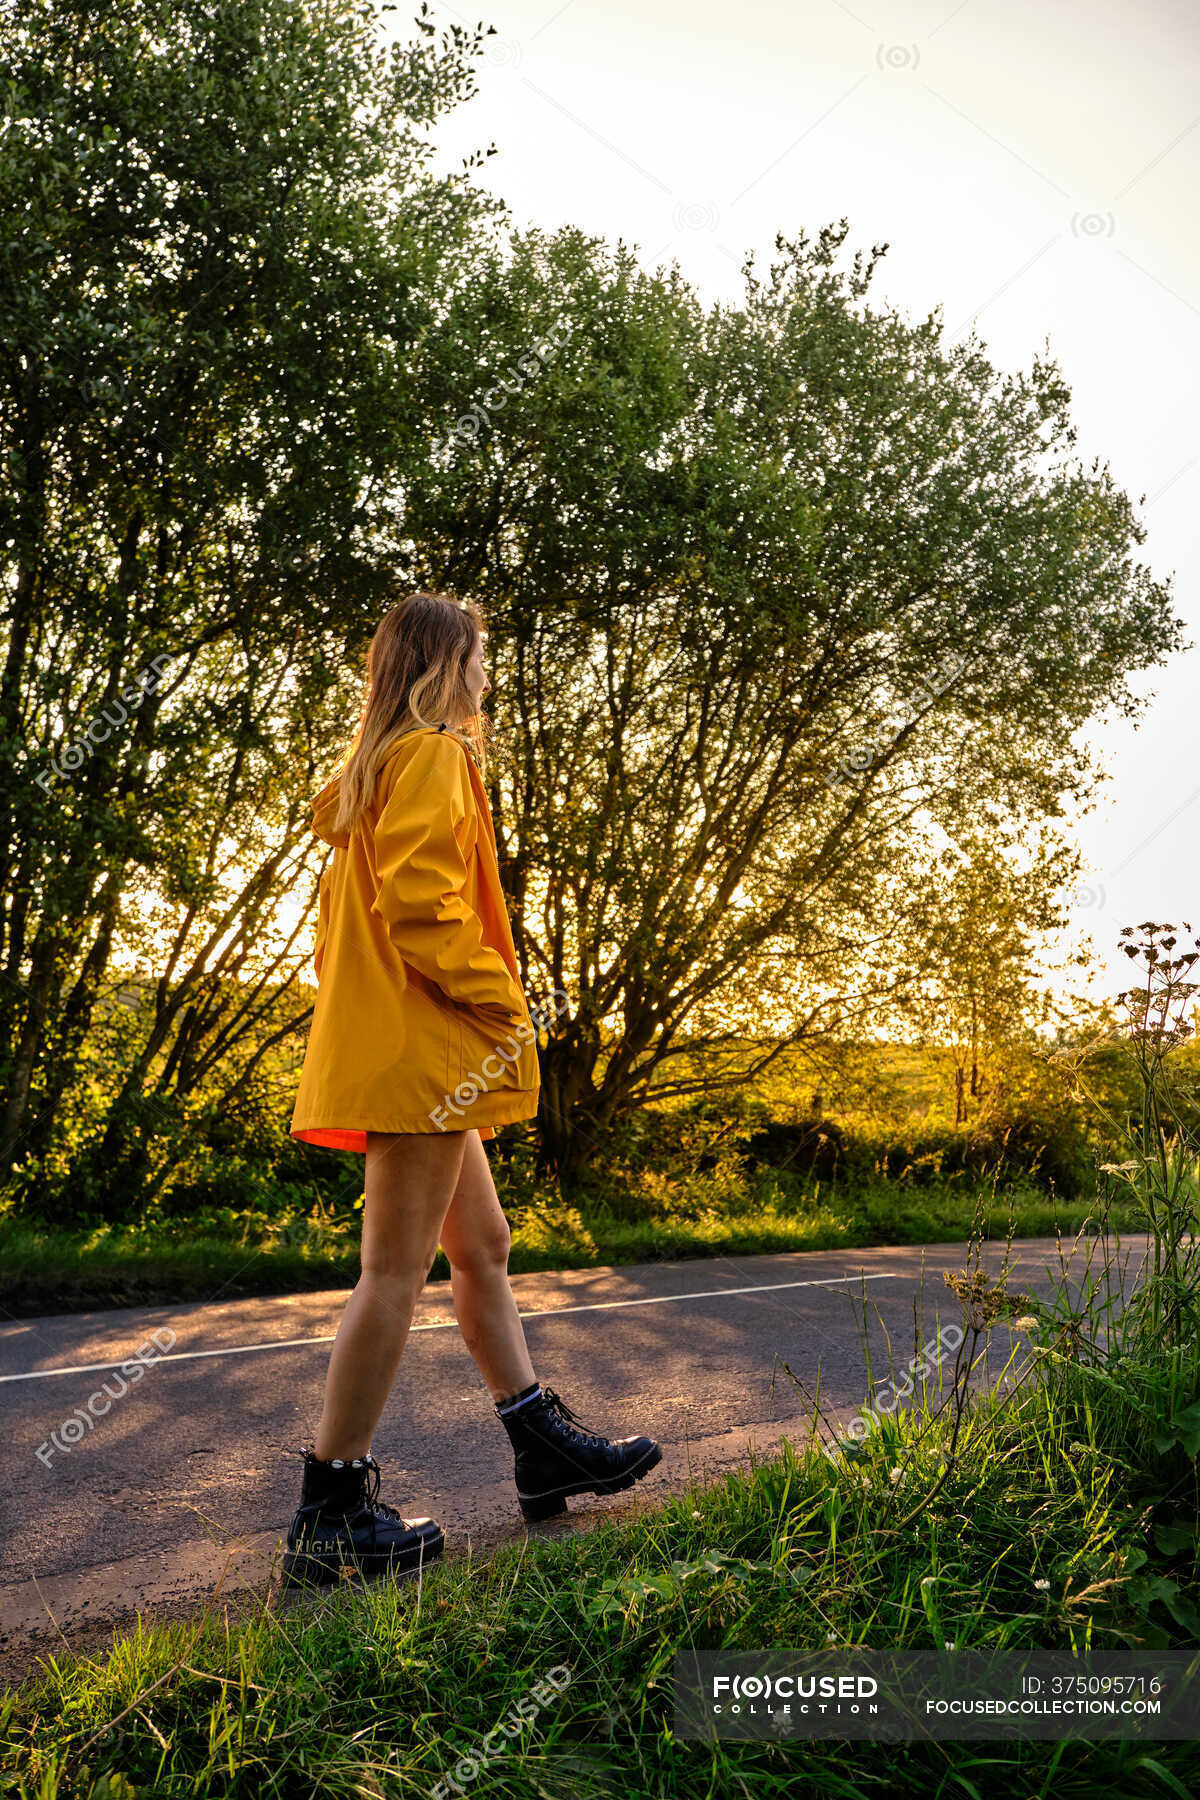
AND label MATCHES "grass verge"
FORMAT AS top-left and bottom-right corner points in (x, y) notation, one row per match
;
(0, 1169), (1144, 1318)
